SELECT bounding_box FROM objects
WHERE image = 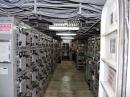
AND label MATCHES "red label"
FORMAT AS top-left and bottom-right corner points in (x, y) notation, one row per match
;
(0, 24), (11, 31)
